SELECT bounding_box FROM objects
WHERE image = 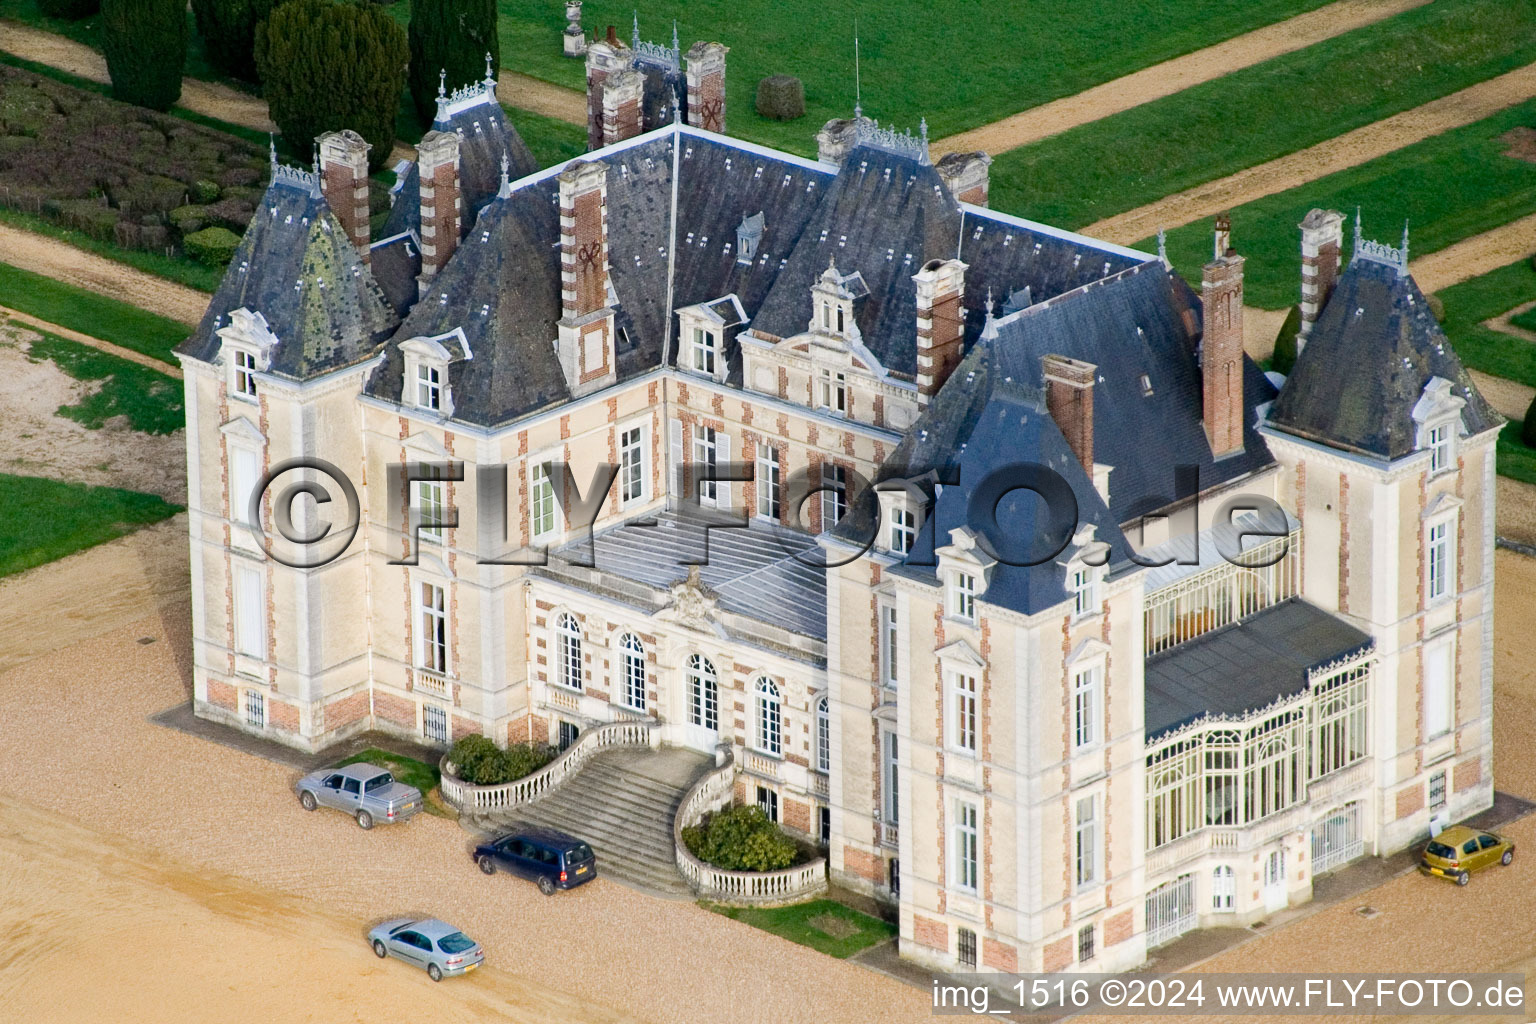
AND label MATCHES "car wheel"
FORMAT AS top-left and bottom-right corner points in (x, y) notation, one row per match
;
(537, 875), (556, 896)
(372, 940), (387, 959)
(300, 791), (317, 811)
(478, 855), (496, 876)
(1503, 849), (1515, 866)
(428, 963), (443, 983)
(1456, 870), (1471, 886)
(356, 810), (373, 830)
